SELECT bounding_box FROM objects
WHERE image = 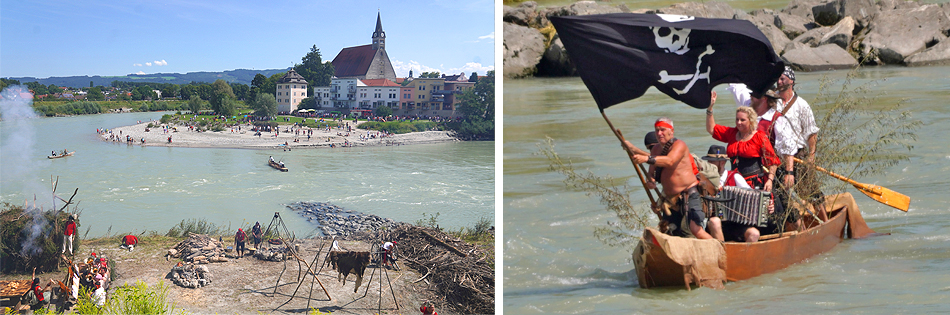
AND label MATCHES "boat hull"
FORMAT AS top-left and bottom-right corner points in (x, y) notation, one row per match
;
(47, 151), (74, 159)
(634, 192), (877, 289)
(268, 160), (288, 172)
